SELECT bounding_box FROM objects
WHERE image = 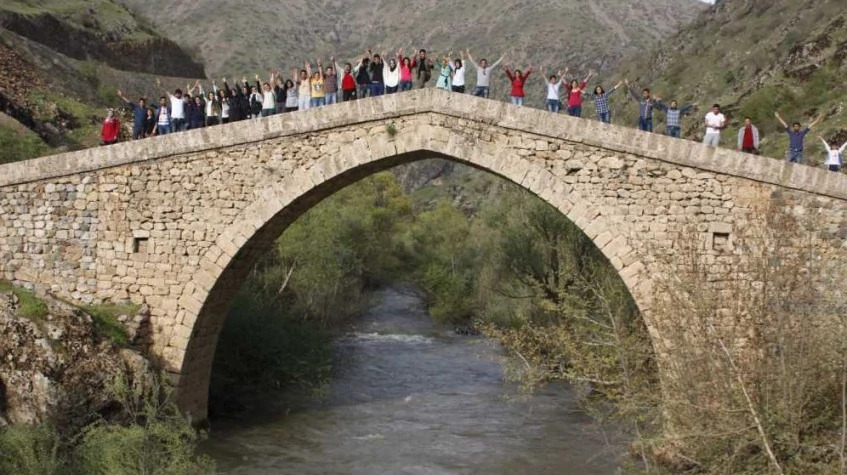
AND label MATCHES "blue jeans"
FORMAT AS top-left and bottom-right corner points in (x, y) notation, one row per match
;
(171, 118), (187, 132)
(597, 112), (611, 123)
(510, 96), (524, 106)
(788, 149), (803, 163)
(473, 86), (490, 98)
(567, 106), (582, 117)
(667, 126), (681, 138)
(325, 93), (337, 105)
(310, 97), (326, 108)
(370, 82), (385, 97)
(546, 99), (560, 113)
(638, 117), (653, 132)
(399, 81), (413, 92)
(157, 123), (171, 135)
